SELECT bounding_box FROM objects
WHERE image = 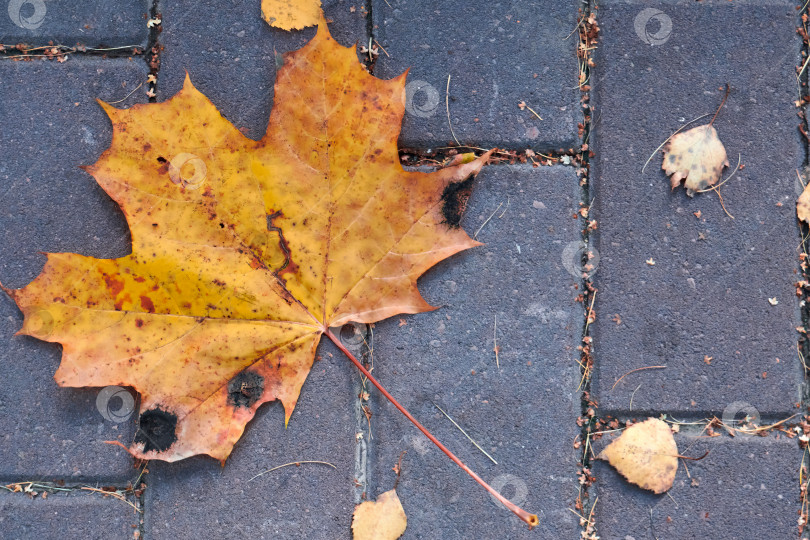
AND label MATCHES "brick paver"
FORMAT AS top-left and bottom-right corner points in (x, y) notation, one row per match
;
(157, 0), (366, 140)
(593, 432), (799, 539)
(369, 165), (583, 539)
(372, 0), (582, 150)
(0, 59), (147, 481)
(0, 491), (139, 539)
(0, 0), (149, 48)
